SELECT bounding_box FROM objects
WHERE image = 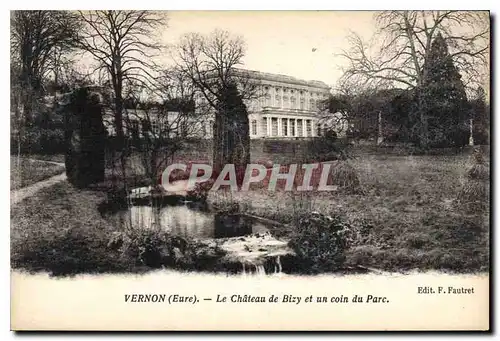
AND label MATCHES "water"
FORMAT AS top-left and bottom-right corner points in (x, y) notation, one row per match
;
(119, 204), (270, 240)
(111, 187), (291, 274)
